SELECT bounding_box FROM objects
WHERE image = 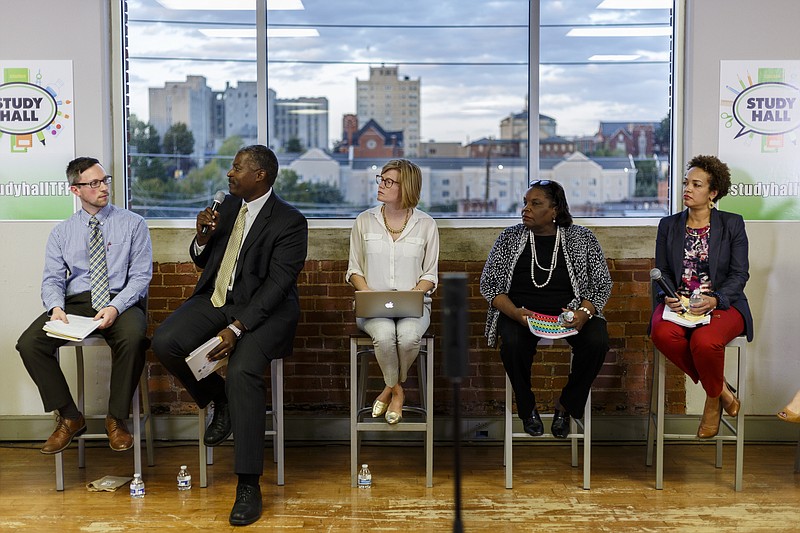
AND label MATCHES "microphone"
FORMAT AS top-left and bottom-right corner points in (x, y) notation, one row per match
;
(201, 190), (226, 235)
(649, 268), (688, 312)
